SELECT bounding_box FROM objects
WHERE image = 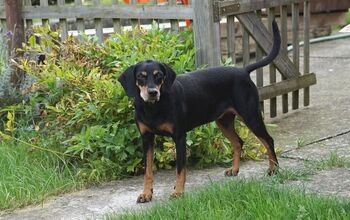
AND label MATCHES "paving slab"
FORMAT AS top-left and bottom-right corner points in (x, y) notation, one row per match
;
(288, 168), (350, 199)
(283, 132), (350, 160)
